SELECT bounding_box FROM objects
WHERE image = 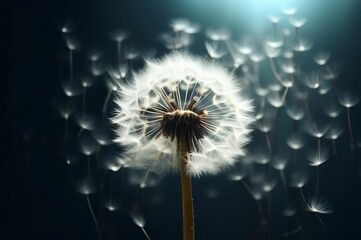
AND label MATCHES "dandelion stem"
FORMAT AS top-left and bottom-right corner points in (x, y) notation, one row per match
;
(265, 132), (272, 162)
(346, 107), (356, 154)
(299, 188), (307, 206)
(316, 167), (320, 198)
(272, 22), (276, 40)
(87, 155), (91, 176)
(86, 195), (103, 240)
(315, 213), (326, 232)
(117, 41), (122, 63)
(332, 139), (337, 158)
(69, 50), (73, 83)
(294, 27), (299, 42)
(141, 227), (152, 240)
(82, 87), (87, 116)
(269, 58), (284, 85)
(102, 90), (112, 114)
(179, 140), (195, 240)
